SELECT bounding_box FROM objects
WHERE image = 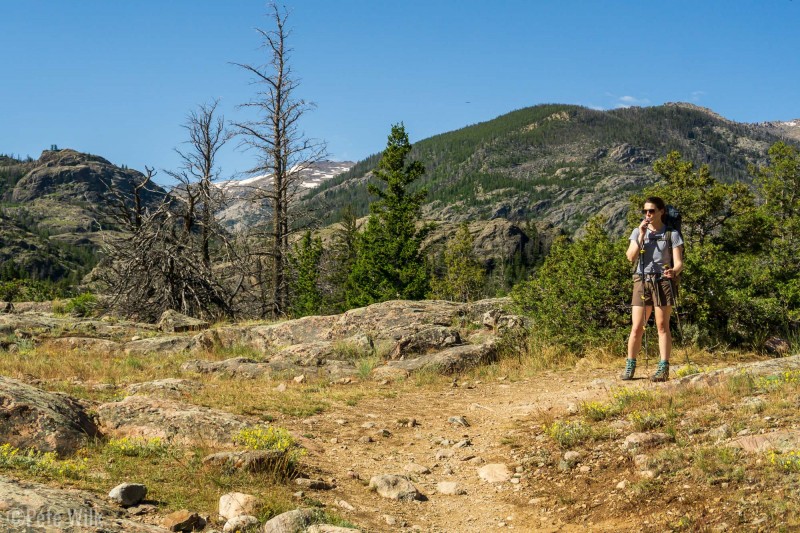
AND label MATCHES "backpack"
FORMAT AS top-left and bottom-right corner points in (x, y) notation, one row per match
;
(663, 205), (682, 237)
